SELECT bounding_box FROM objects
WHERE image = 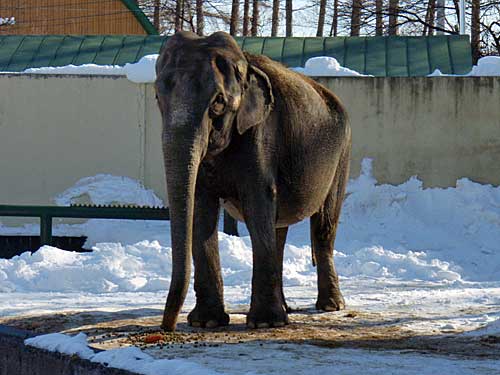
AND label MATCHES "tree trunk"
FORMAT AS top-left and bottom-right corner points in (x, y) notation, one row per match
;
(196, 0), (204, 35)
(243, 0), (250, 36)
(436, 0), (445, 34)
(271, 0), (280, 36)
(471, 0), (480, 63)
(375, 0), (383, 36)
(251, 0), (259, 36)
(388, 0), (398, 35)
(350, 0), (362, 36)
(423, 0), (435, 36)
(330, 0), (338, 36)
(286, 0), (293, 36)
(230, 0), (239, 35)
(317, 0), (327, 36)
(175, 0), (183, 31)
(154, 0), (160, 31)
